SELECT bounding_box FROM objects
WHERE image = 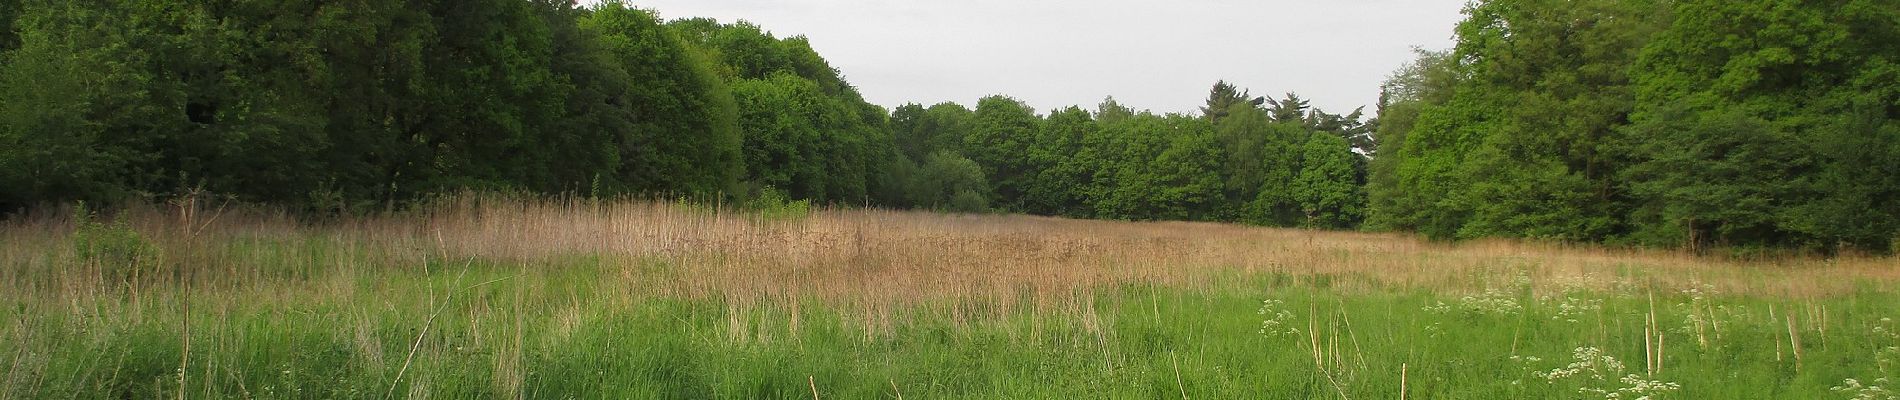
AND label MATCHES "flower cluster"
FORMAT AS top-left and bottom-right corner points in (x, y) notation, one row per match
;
(1425, 288), (1524, 316)
(1257, 299), (1301, 337)
(1551, 295), (1604, 323)
(1832, 378), (1896, 400)
(1534, 347), (1625, 382)
(1673, 283), (1722, 334)
(1599, 374), (1681, 400)
(1532, 347), (1680, 400)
